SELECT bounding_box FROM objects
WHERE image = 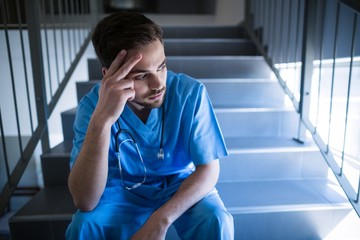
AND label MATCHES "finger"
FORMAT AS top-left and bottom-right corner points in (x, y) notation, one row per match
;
(113, 53), (142, 81)
(105, 49), (127, 77)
